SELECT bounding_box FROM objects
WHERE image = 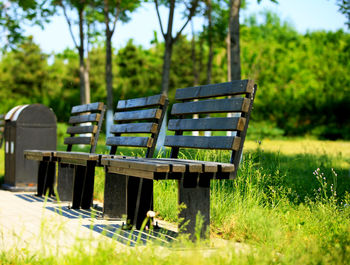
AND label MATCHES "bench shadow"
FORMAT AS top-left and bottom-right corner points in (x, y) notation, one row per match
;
(83, 224), (177, 247)
(45, 205), (101, 219)
(15, 193), (56, 203)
